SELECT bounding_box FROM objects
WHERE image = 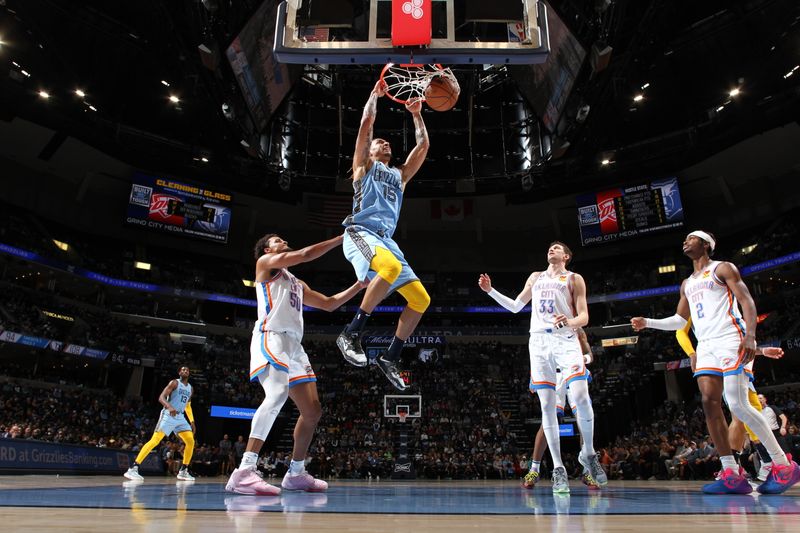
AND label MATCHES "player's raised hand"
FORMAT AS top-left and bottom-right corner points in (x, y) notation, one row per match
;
(760, 346), (784, 359)
(478, 273), (493, 293)
(630, 317), (647, 331)
(374, 79), (388, 97)
(405, 98), (423, 114)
